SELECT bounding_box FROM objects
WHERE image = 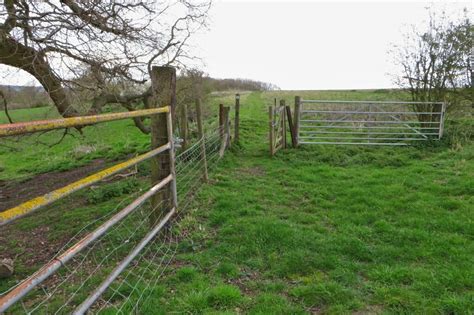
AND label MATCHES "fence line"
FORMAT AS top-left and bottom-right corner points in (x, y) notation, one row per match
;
(0, 143), (171, 226)
(0, 65), (238, 313)
(73, 206), (177, 314)
(0, 124), (230, 313)
(0, 90), (233, 314)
